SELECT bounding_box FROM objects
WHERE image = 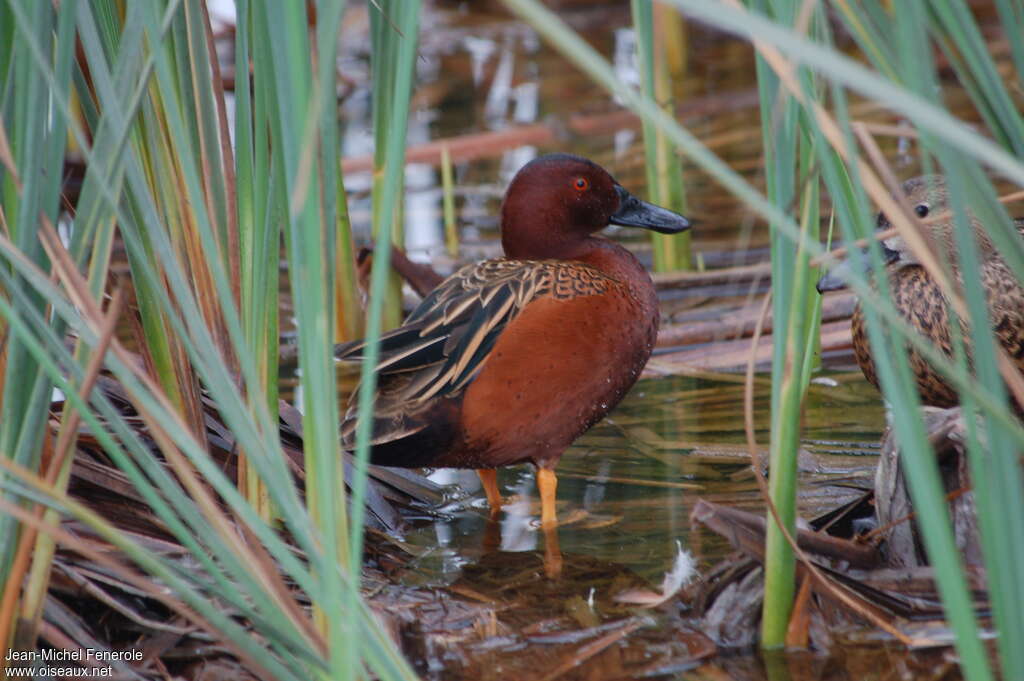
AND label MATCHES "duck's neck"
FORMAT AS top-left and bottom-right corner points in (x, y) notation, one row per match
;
(569, 236), (650, 284)
(504, 233), (650, 284)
